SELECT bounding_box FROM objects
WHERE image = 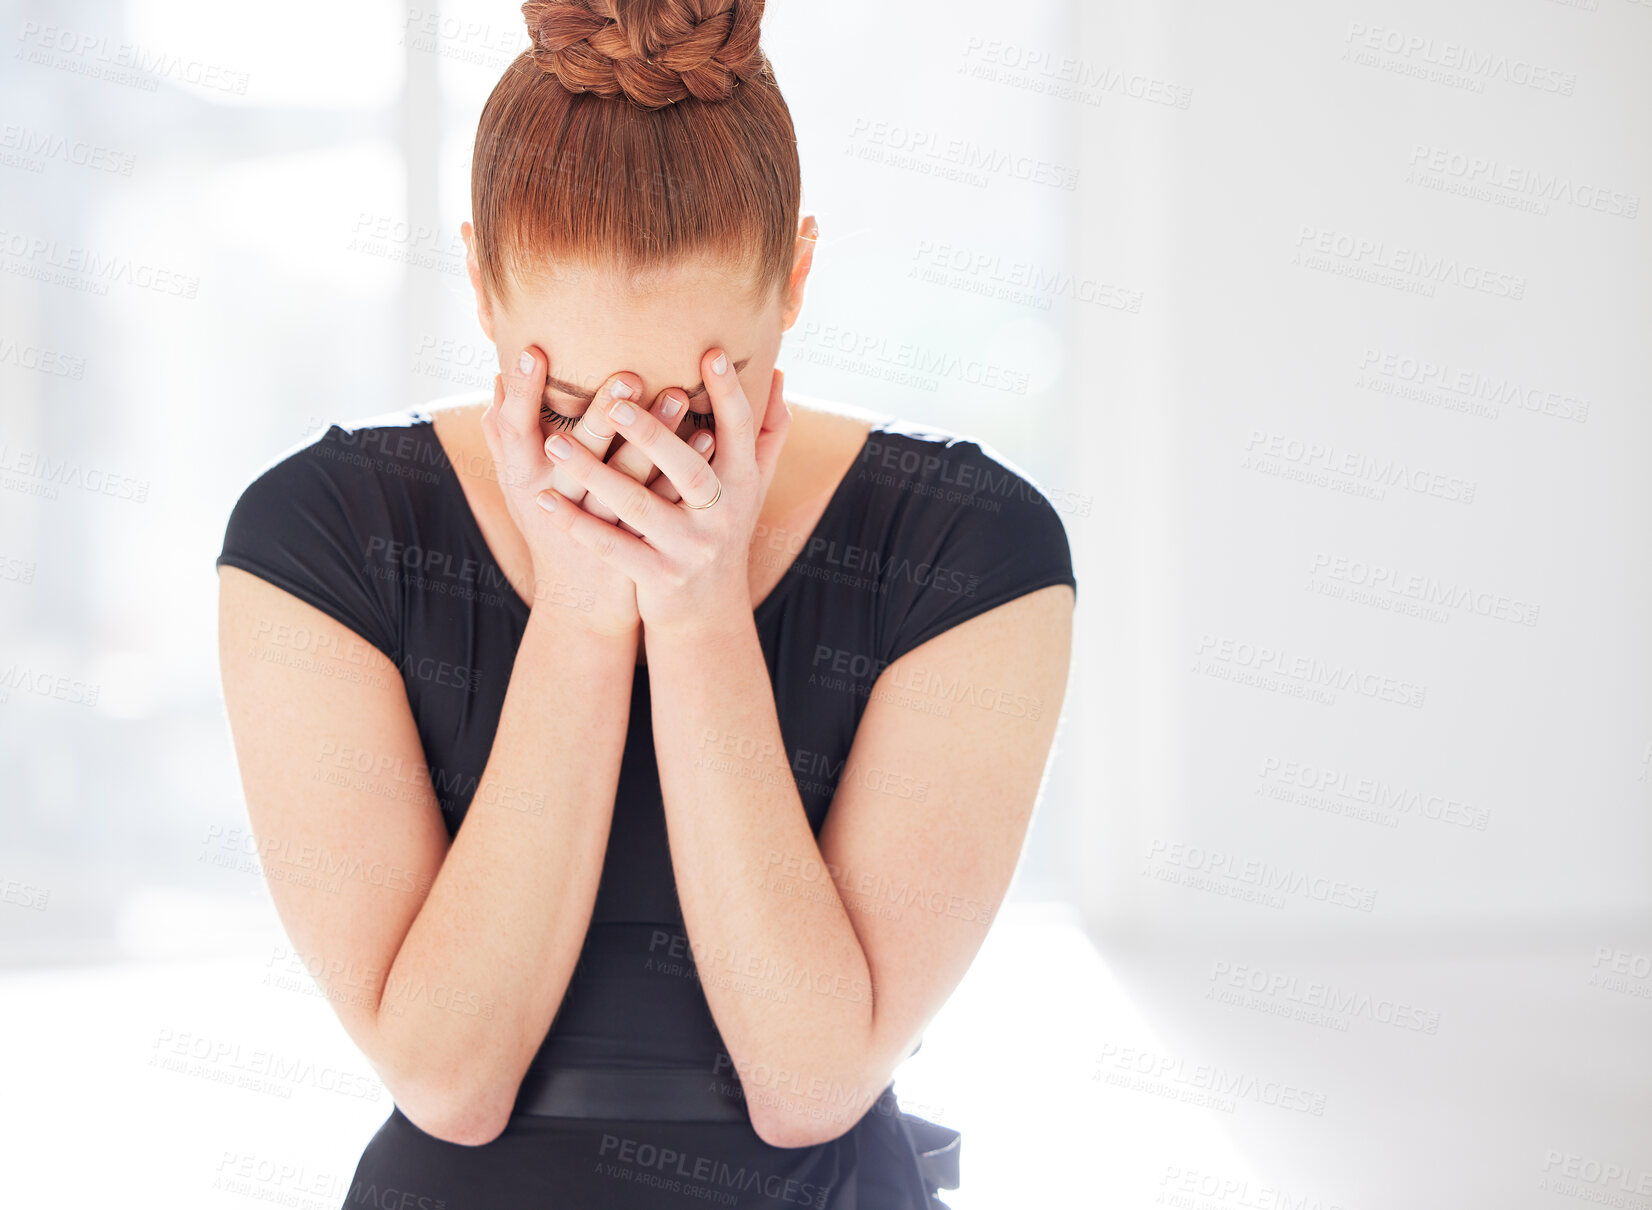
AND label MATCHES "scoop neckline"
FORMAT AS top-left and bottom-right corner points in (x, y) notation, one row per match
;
(411, 408), (886, 623)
